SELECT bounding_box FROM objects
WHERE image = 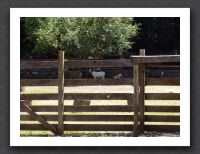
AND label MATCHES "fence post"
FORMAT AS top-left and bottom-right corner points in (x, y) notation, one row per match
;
(133, 64), (139, 137)
(58, 50), (65, 136)
(139, 49), (145, 133)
